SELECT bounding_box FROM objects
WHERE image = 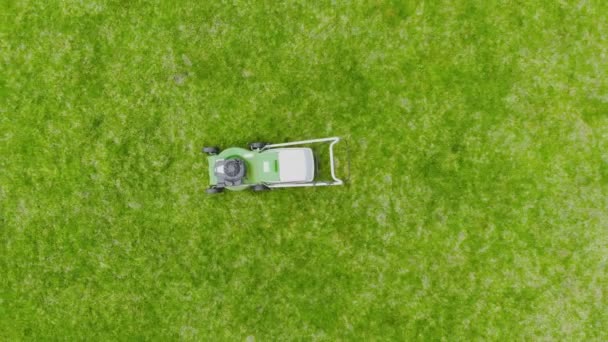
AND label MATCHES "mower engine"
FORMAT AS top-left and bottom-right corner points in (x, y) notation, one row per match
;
(213, 158), (246, 187)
